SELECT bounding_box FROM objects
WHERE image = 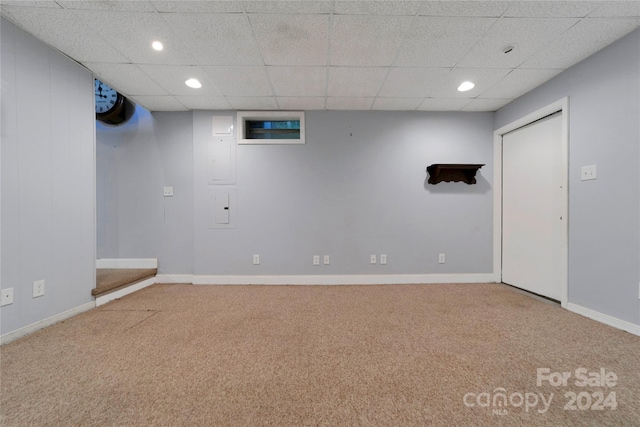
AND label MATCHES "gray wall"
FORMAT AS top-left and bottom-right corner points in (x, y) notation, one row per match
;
(496, 29), (640, 326)
(1, 18), (95, 335)
(96, 108), (194, 274)
(201, 111), (494, 275)
(98, 109), (494, 277)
